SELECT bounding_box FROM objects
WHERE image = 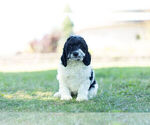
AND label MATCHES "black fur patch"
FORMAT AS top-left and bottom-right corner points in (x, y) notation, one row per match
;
(89, 71), (93, 81)
(89, 80), (96, 90)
